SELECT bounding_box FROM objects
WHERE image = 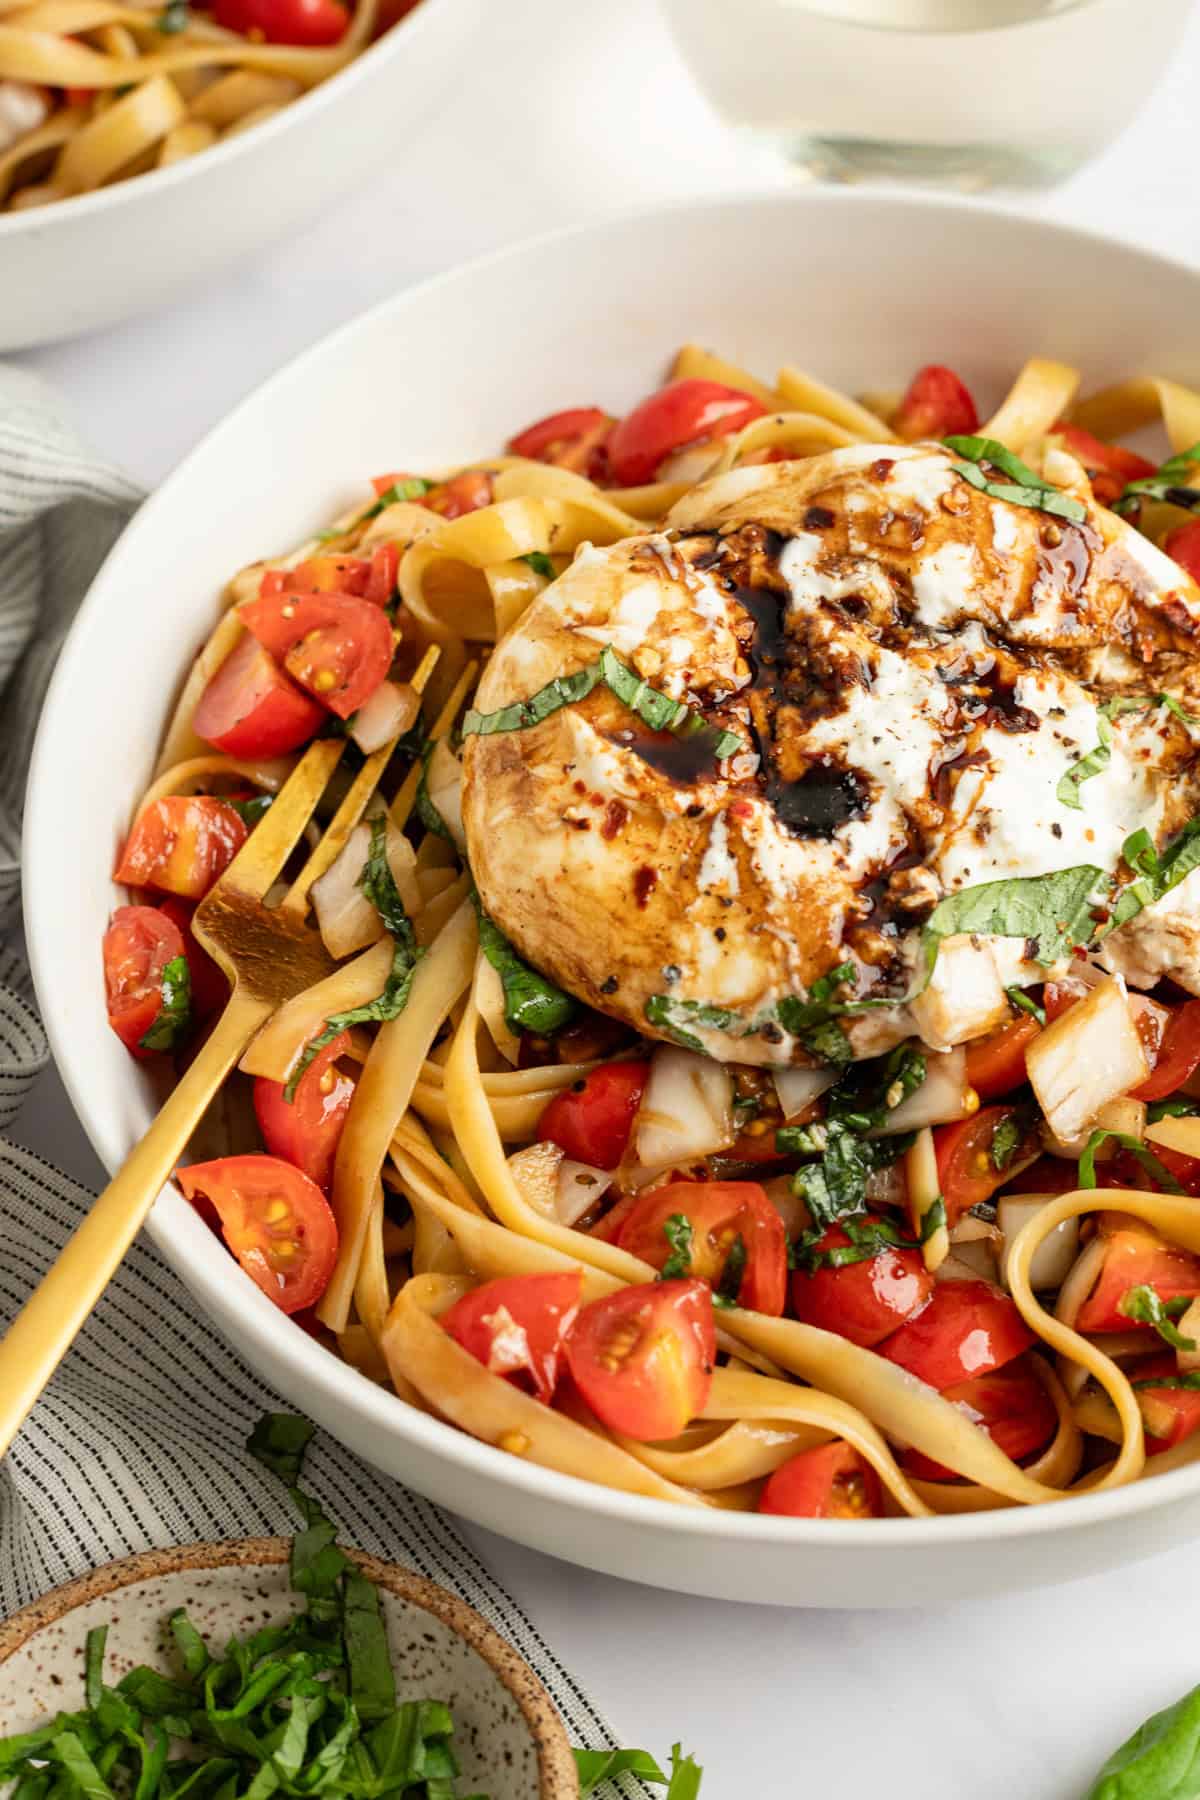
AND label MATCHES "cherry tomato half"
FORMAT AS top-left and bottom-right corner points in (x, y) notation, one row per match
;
(893, 364), (978, 441)
(537, 1060), (649, 1170)
(254, 1030), (354, 1191)
(240, 590), (394, 719)
(933, 1105), (1038, 1228)
(421, 471), (494, 519)
(1075, 1226), (1200, 1334)
(212, 0), (348, 45)
(114, 795), (246, 900)
(177, 1154), (338, 1314)
(616, 1179), (788, 1316)
(903, 1355), (1056, 1481)
(1166, 520), (1200, 586)
(758, 1441), (882, 1519)
(564, 1278), (715, 1442)
(964, 1015), (1041, 1101)
(1052, 423), (1154, 508)
(790, 1224), (933, 1349)
(878, 1278), (1034, 1390)
(606, 379), (766, 487)
(1133, 999), (1200, 1101)
(192, 633), (325, 759)
(442, 1271), (583, 1405)
(1132, 1352), (1200, 1454)
(507, 407), (613, 476)
(157, 896), (228, 1019)
(102, 905), (187, 1056)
